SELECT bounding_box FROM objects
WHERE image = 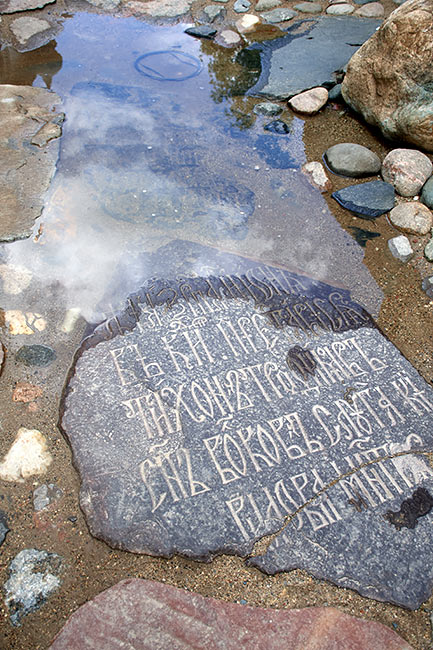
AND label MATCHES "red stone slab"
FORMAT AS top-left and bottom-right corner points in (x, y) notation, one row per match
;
(50, 579), (413, 650)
